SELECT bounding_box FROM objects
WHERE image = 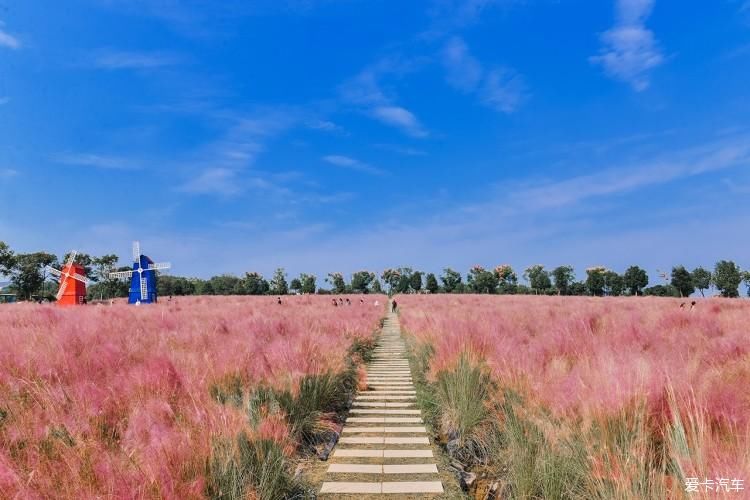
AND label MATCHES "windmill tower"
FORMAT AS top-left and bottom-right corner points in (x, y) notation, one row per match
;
(110, 241), (171, 304)
(46, 251), (90, 306)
